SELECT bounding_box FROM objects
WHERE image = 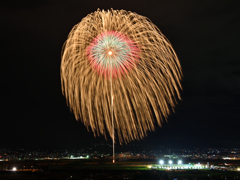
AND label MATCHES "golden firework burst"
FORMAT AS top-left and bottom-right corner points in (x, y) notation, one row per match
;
(61, 9), (182, 144)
